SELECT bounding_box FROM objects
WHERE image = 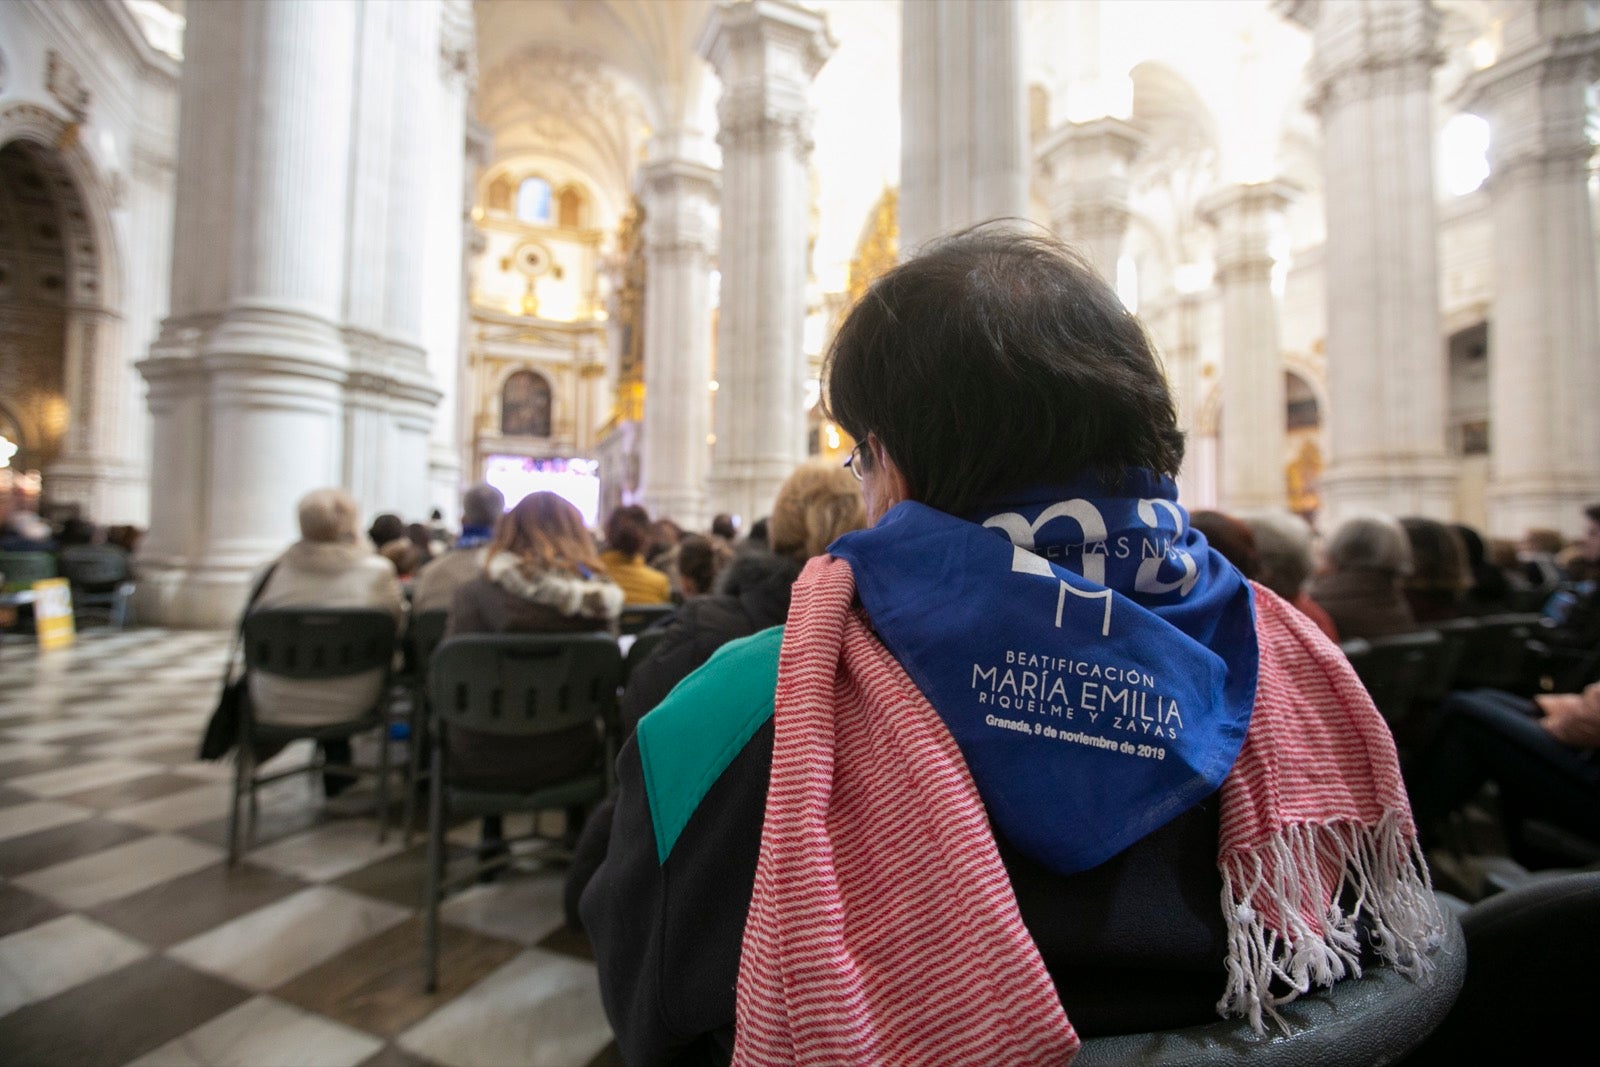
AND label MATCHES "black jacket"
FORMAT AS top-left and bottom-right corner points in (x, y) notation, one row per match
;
(619, 549), (802, 735)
